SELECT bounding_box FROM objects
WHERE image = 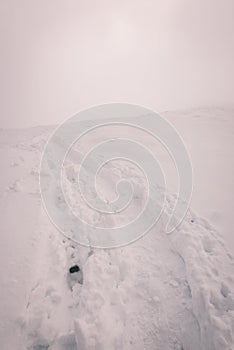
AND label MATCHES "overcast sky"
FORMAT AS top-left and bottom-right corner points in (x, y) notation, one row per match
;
(1, 0), (234, 128)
